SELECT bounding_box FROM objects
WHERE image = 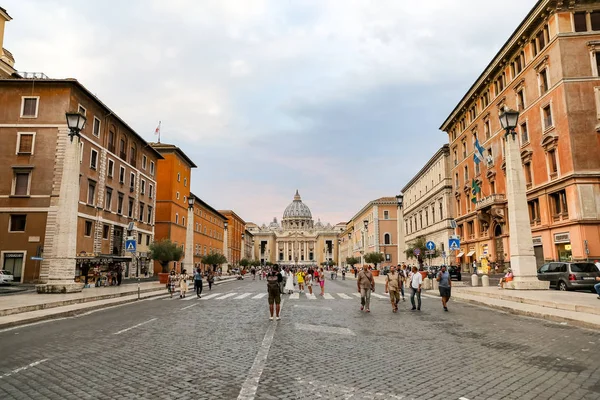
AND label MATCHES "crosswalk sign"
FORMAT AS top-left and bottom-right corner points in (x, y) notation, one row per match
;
(449, 238), (460, 251)
(125, 239), (137, 253)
